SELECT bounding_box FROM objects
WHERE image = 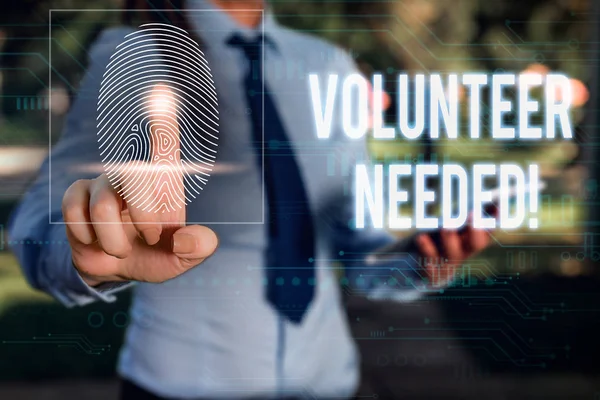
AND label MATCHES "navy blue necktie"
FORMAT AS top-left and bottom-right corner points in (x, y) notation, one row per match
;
(227, 33), (316, 323)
